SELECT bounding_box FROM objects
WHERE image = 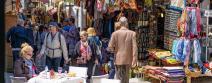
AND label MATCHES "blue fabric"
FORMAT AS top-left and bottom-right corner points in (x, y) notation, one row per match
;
(193, 39), (201, 63)
(108, 56), (115, 79)
(46, 56), (62, 72)
(12, 50), (20, 66)
(175, 39), (184, 61)
(63, 26), (70, 31)
(7, 25), (30, 48)
(25, 59), (34, 77)
(186, 8), (198, 37)
(183, 39), (190, 65)
(26, 28), (34, 46)
(172, 39), (179, 56)
(88, 36), (102, 63)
